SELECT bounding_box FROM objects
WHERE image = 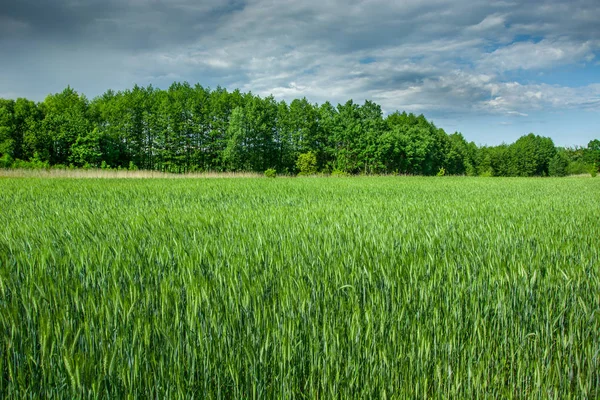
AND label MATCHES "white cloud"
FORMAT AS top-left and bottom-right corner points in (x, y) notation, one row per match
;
(506, 111), (528, 117)
(1, 0), (599, 140)
(479, 39), (598, 71)
(482, 82), (600, 113)
(467, 13), (506, 32)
